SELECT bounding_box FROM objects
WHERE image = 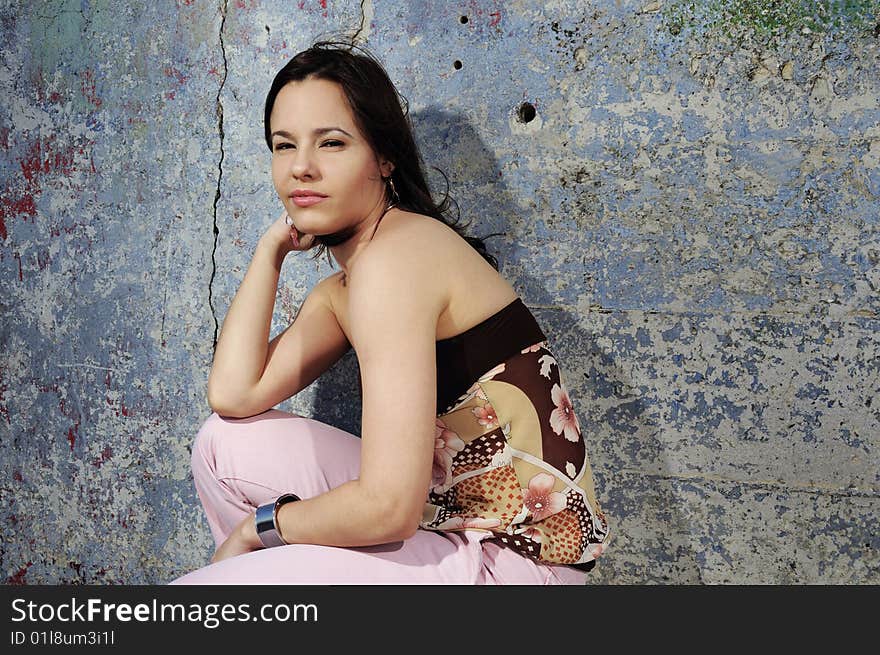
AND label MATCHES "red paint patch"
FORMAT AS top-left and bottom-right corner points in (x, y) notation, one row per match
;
(1, 133), (93, 240)
(79, 68), (102, 109)
(464, 1), (504, 32)
(59, 397), (80, 451)
(163, 65), (189, 87)
(7, 562), (33, 585)
(13, 470), (22, 481)
(270, 38), (288, 54)
(92, 444), (113, 468)
(19, 136), (74, 180)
